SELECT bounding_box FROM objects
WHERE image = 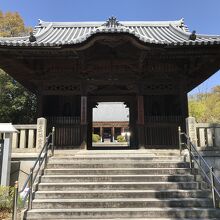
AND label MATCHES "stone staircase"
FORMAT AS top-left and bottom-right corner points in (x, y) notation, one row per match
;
(25, 150), (220, 219)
